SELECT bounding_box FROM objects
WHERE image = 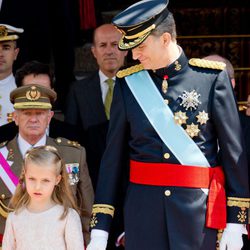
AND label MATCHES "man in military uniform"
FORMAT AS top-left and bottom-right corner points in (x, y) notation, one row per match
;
(87, 1), (250, 250)
(0, 23), (23, 126)
(0, 84), (94, 246)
